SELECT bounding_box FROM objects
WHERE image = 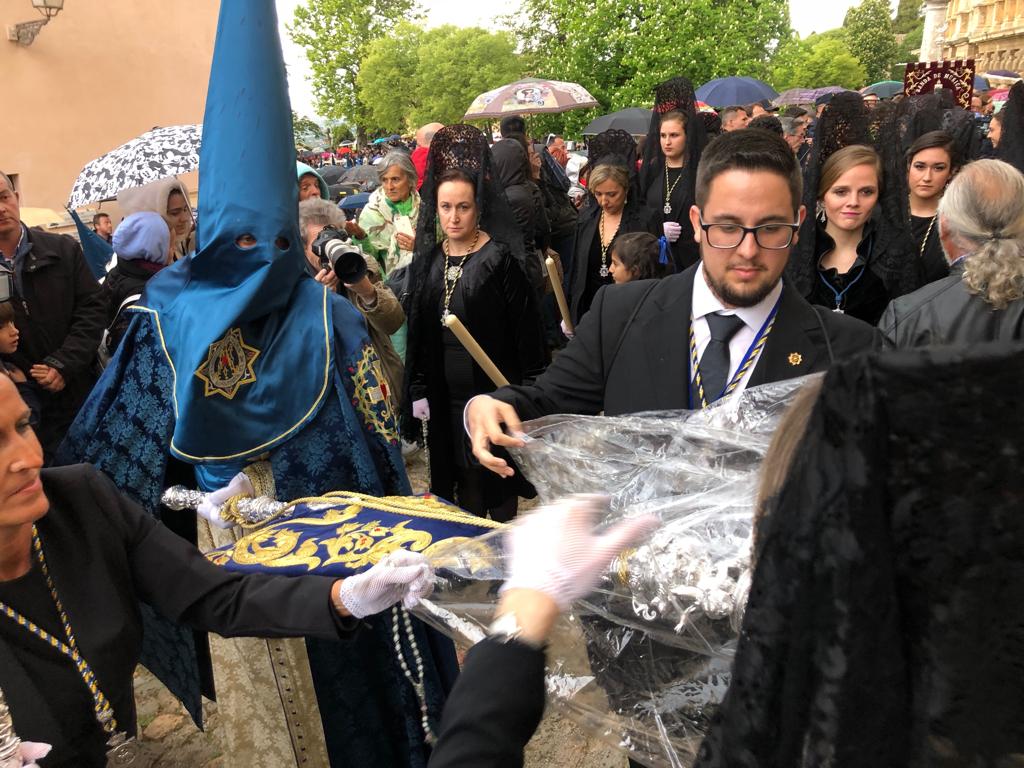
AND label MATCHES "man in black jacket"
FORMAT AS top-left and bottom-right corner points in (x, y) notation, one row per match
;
(467, 130), (881, 477)
(0, 172), (106, 460)
(879, 158), (1024, 347)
